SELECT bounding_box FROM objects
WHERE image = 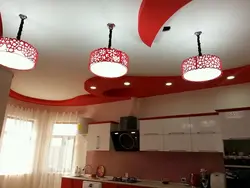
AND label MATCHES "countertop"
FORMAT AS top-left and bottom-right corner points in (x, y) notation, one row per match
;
(62, 175), (190, 188)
